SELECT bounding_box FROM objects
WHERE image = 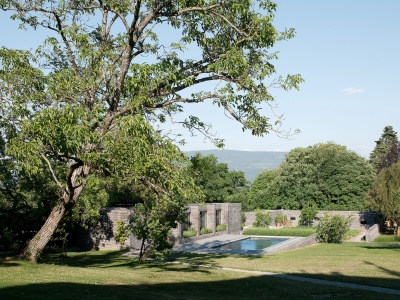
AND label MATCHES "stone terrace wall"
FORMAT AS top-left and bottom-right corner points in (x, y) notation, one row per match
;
(77, 203), (242, 250)
(244, 210), (379, 229)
